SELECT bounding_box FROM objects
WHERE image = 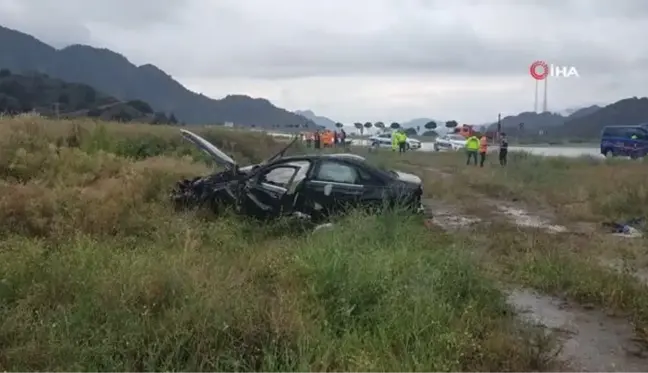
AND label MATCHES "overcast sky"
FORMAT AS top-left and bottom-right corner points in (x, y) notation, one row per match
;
(1, 0), (647, 124)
